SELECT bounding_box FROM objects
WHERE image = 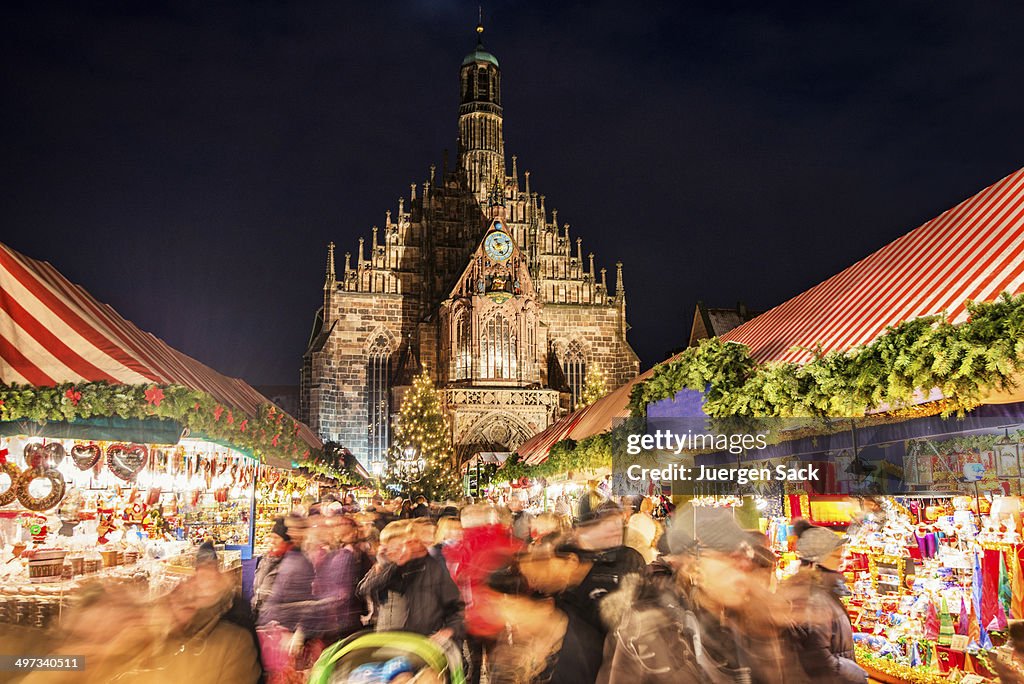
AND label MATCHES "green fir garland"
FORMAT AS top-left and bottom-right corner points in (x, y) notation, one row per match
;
(301, 442), (361, 484)
(629, 293), (1024, 420)
(0, 381), (315, 465)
